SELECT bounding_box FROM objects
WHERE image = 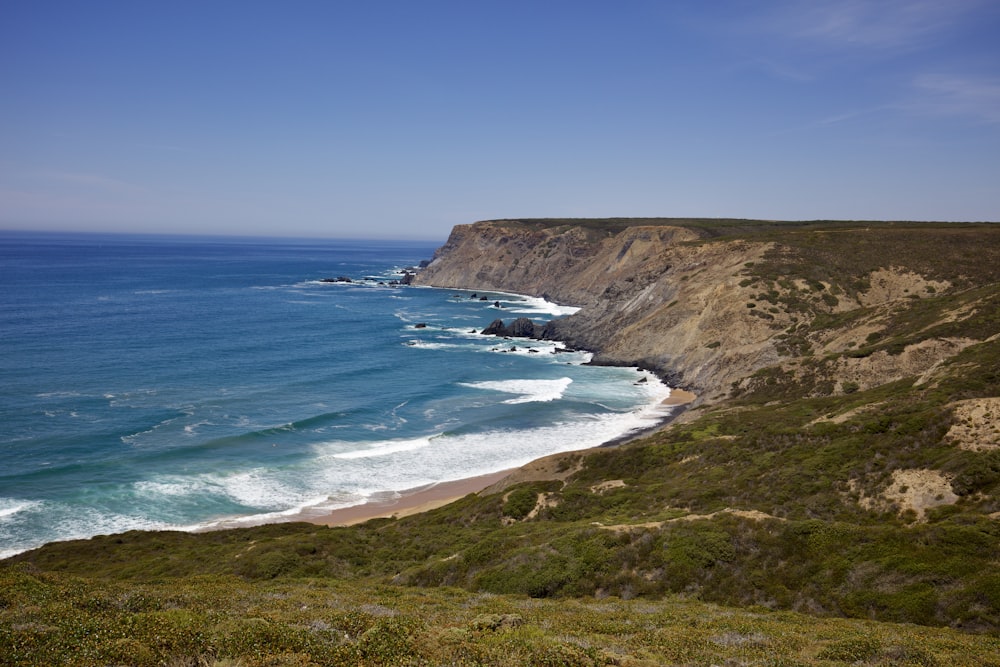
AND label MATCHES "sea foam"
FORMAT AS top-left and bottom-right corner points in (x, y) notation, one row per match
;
(499, 294), (581, 317)
(329, 435), (437, 460)
(462, 377), (573, 403)
(0, 498), (41, 520)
